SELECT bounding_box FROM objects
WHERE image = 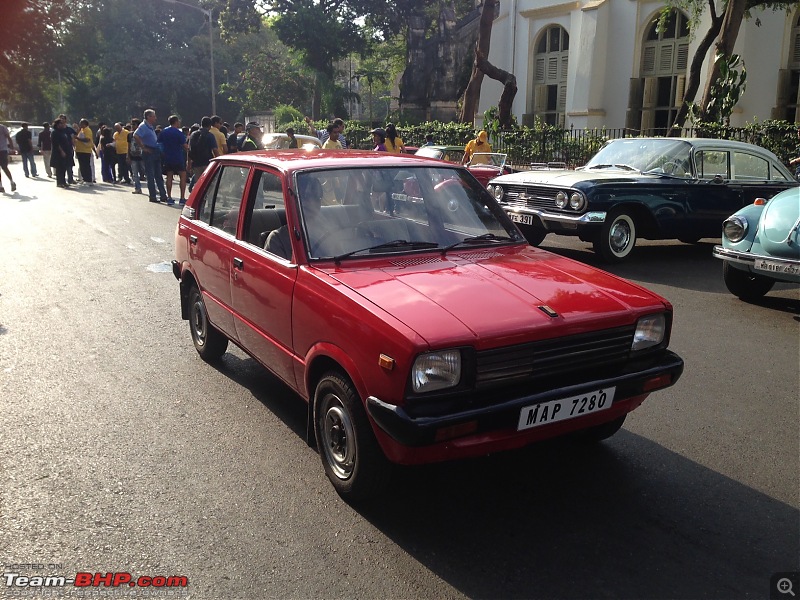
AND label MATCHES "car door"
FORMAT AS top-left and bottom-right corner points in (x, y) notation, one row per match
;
(229, 168), (299, 389)
(188, 164), (250, 340)
(732, 149), (796, 205)
(689, 148), (744, 237)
